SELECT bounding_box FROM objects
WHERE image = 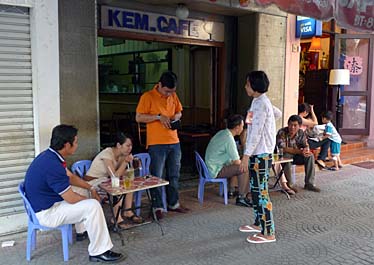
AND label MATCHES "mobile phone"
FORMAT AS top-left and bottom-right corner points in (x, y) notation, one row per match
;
(170, 119), (181, 130)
